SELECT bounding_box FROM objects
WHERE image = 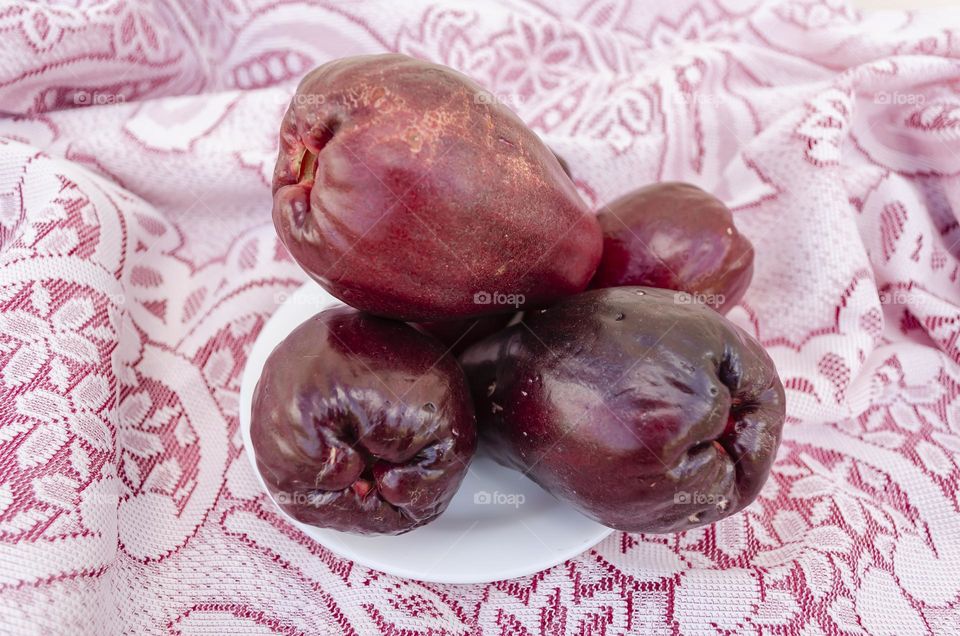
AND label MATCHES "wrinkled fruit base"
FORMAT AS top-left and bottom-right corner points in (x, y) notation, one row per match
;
(251, 306), (477, 535)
